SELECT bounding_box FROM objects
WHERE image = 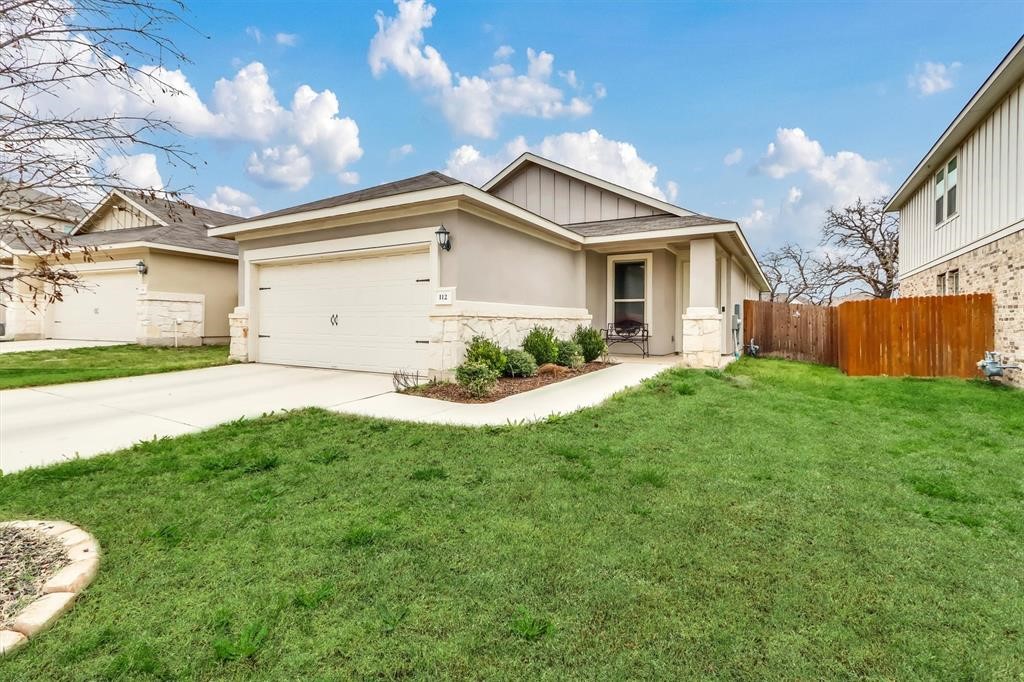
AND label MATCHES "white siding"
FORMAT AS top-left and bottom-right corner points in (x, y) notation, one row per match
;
(900, 79), (1024, 275)
(493, 164), (668, 224)
(84, 198), (154, 232)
